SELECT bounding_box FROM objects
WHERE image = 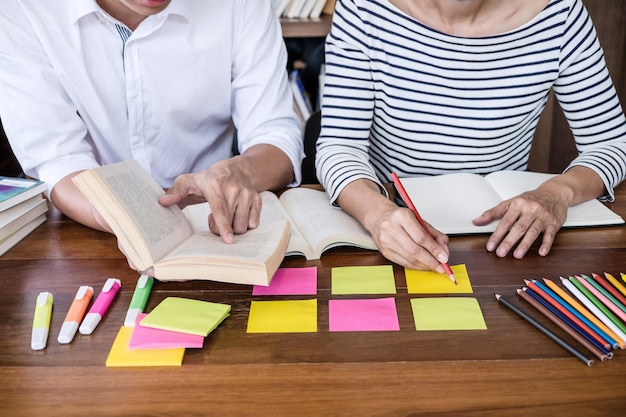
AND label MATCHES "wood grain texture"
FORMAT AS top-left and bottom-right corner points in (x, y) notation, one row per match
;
(1, 184), (625, 416)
